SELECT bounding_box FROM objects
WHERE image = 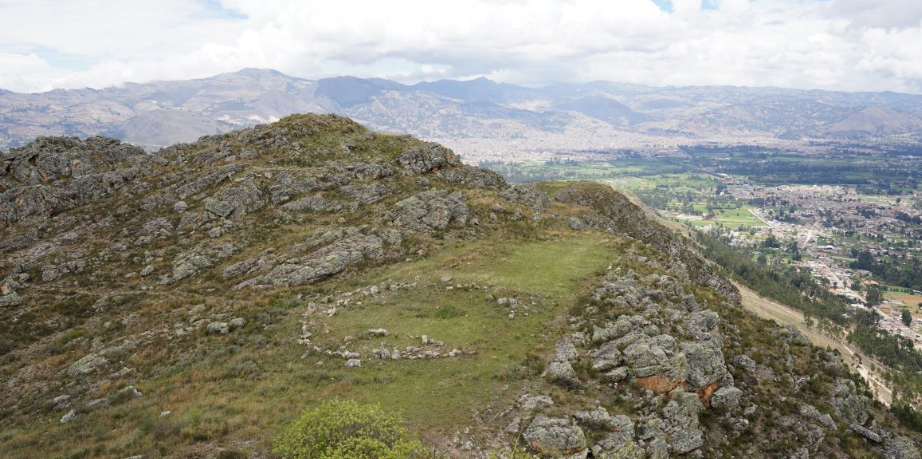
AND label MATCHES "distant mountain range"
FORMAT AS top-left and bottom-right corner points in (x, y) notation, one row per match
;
(2, 68), (921, 159)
